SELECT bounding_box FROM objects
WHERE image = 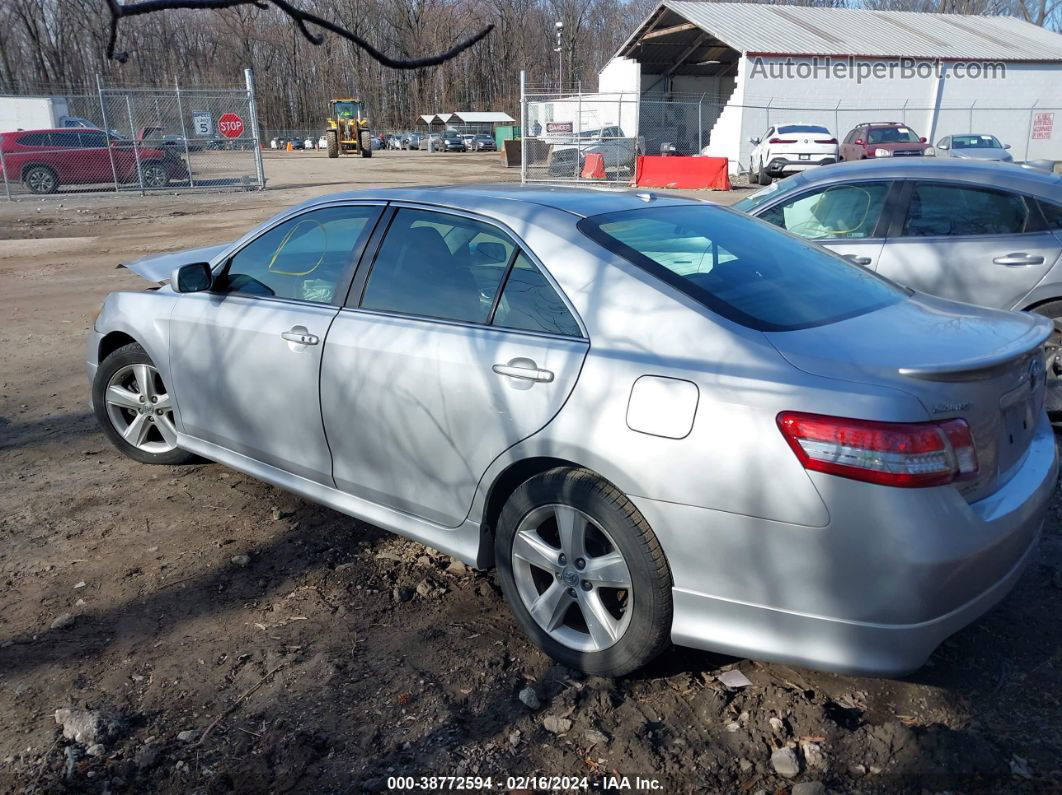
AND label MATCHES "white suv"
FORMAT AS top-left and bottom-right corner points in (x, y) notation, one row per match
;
(749, 123), (839, 185)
